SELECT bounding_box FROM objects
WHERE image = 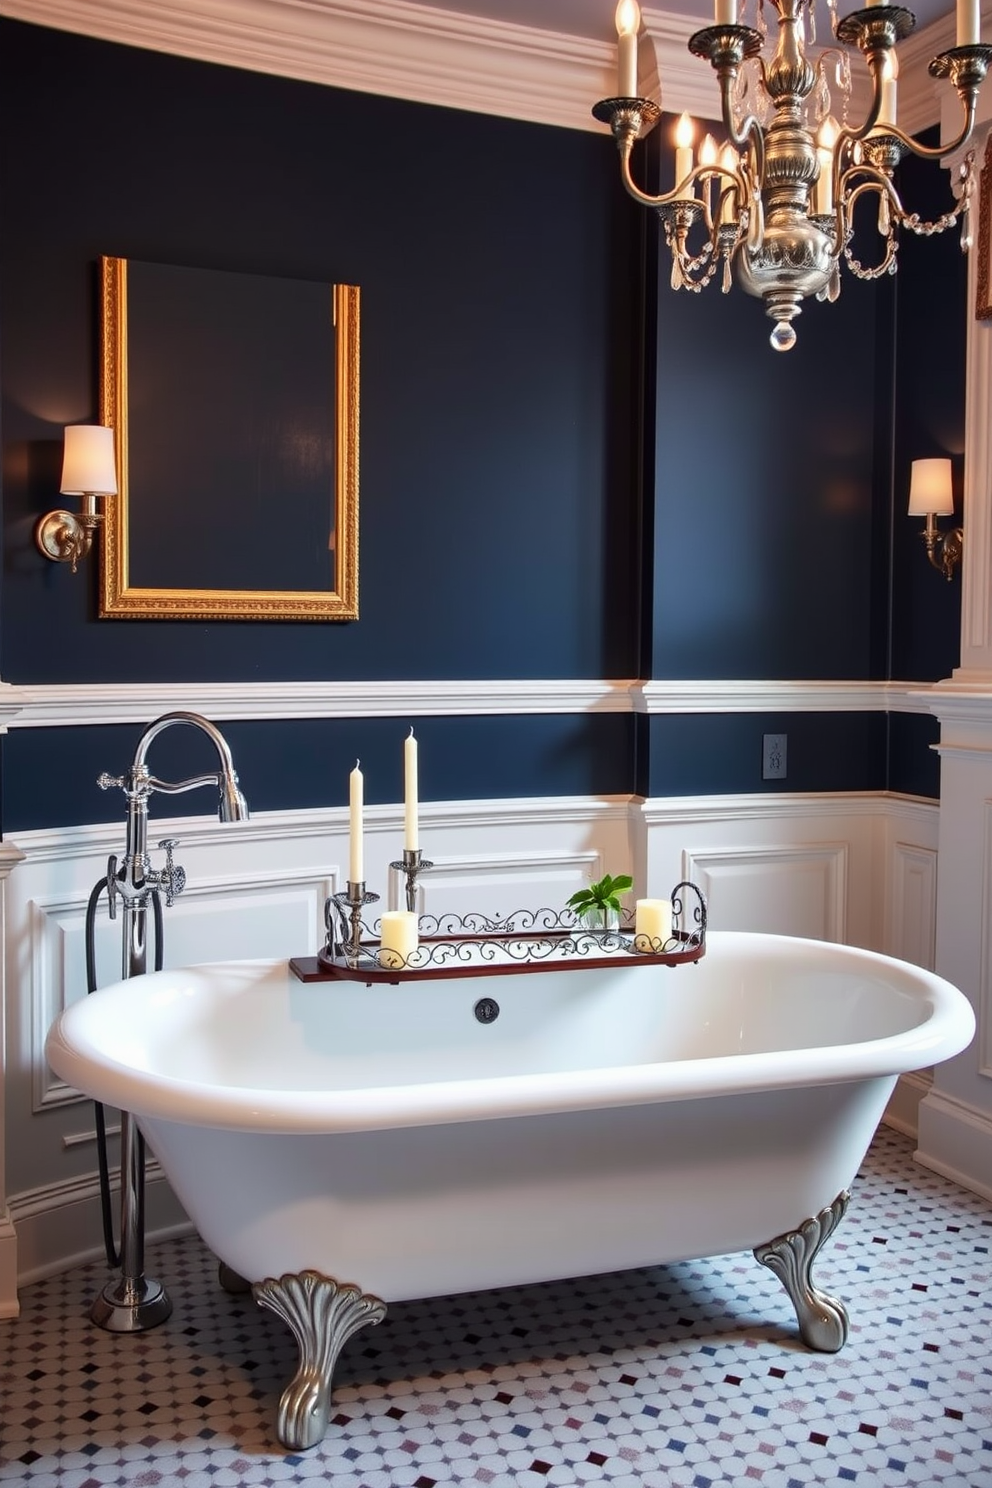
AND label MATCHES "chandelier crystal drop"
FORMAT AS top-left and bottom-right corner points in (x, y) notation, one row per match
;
(593, 0), (991, 349)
